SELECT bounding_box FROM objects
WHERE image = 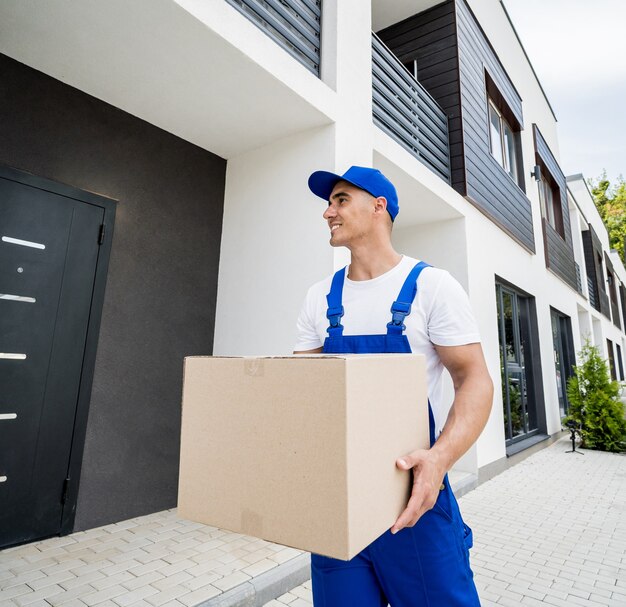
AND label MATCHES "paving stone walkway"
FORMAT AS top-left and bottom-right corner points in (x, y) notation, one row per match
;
(1, 438), (624, 607)
(266, 438), (626, 606)
(0, 512), (305, 607)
